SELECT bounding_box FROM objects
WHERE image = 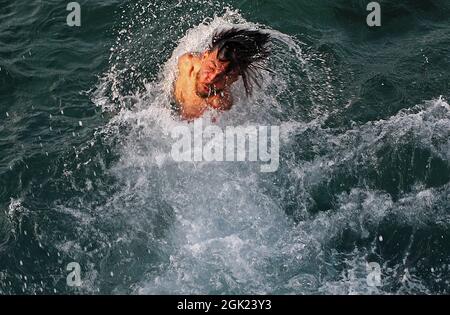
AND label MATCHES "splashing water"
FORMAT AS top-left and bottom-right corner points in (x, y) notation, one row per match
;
(2, 1), (449, 295)
(86, 7), (450, 294)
